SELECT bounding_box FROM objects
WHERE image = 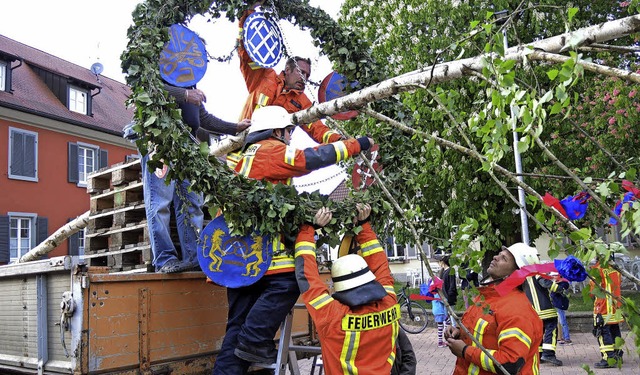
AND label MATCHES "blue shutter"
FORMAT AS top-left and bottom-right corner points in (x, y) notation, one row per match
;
(99, 149), (108, 169)
(68, 218), (79, 256)
(36, 217), (48, 247)
(0, 216), (9, 264)
(9, 130), (37, 179)
(68, 143), (79, 183)
(9, 130), (24, 176)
